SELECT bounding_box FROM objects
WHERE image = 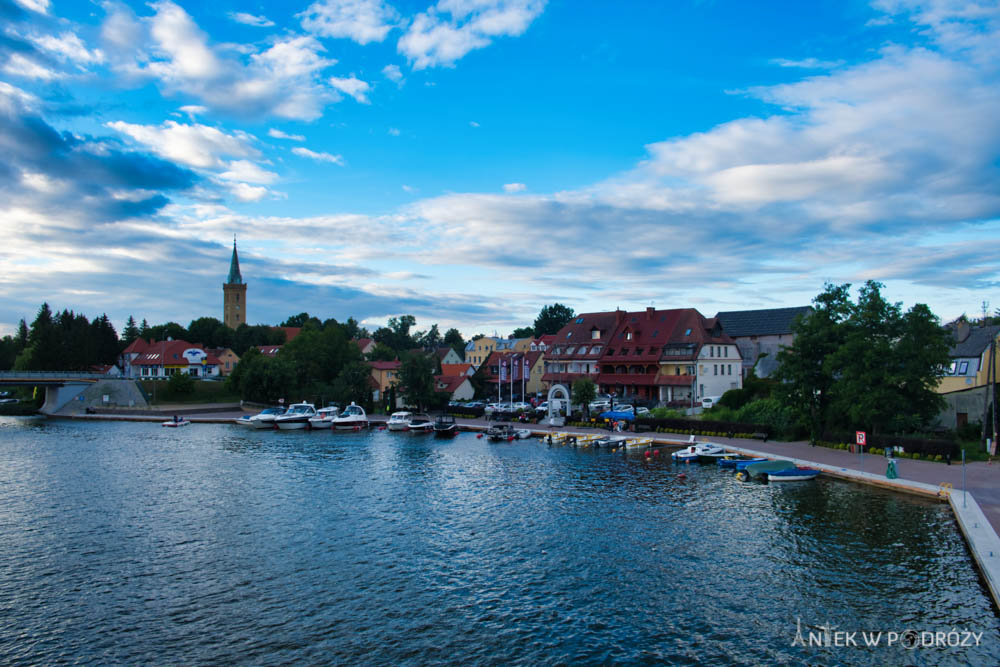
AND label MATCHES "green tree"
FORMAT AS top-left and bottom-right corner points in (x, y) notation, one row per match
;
(443, 328), (465, 357)
(572, 377), (597, 418)
(188, 316), (226, 347)
(398, 354), (436, 410)
(416, 323), (441, 348)
(365, 342), (397, 362)
(373, 315), (418, 352)
(777, 281), (951, 439)
(333, 361), (373, 409)
(533, 303), (575, 336)
(775, 284), (852, 442)
(167, 371), (195, 397)
(146, 321), (188, 343)
(342, 316), (369, 340)
(511, 326), (534, 339)
(280, 312), (321, 328)
(121, 316), (140, 348)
